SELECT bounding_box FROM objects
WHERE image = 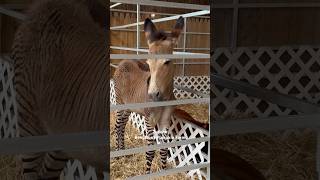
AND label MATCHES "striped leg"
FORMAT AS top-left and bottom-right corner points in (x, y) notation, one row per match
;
(159, 128), (169, 170)
(115, 110), (130, 150)
(16, 108), (46, 180)
(145, 120), (156, 174)
(16, 153), (44, 180)
(39, 151), (69, 179)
